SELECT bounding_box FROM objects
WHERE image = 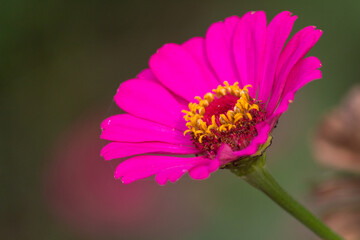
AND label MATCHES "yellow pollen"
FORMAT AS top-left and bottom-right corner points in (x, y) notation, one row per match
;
(234, 113), (243, 123)
(182, 81), (261, 143)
